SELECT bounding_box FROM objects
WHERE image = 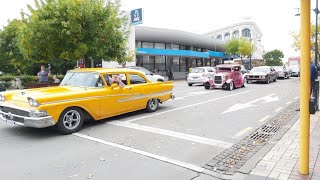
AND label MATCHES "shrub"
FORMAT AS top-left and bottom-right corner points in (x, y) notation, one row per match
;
(19, 75), (38, 86)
